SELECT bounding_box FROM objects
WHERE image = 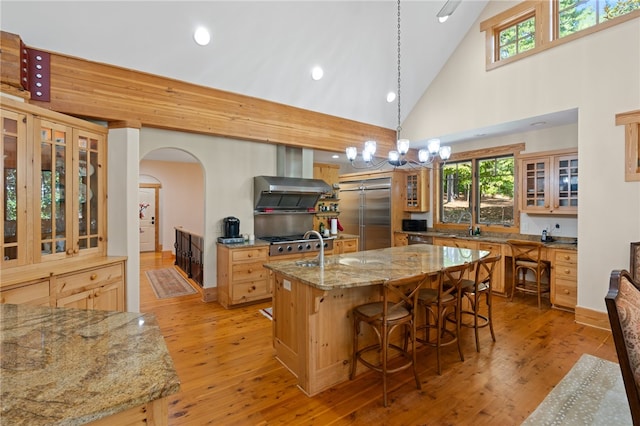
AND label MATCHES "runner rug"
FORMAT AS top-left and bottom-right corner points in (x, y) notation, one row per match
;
(522, 353), (632, 425)
(146, 268), (197, 299)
